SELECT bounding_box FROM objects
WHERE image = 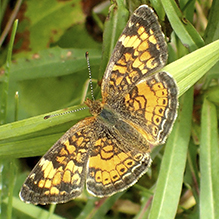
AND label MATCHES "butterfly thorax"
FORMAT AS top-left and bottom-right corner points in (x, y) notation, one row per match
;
(95, 103), (151, 152)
